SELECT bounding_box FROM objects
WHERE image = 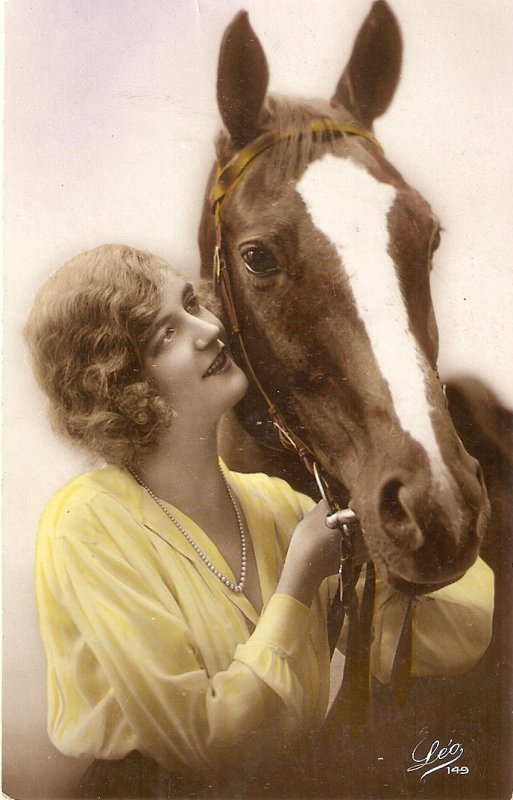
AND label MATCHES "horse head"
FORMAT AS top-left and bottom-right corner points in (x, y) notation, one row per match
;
(199, 1), (490, 593)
